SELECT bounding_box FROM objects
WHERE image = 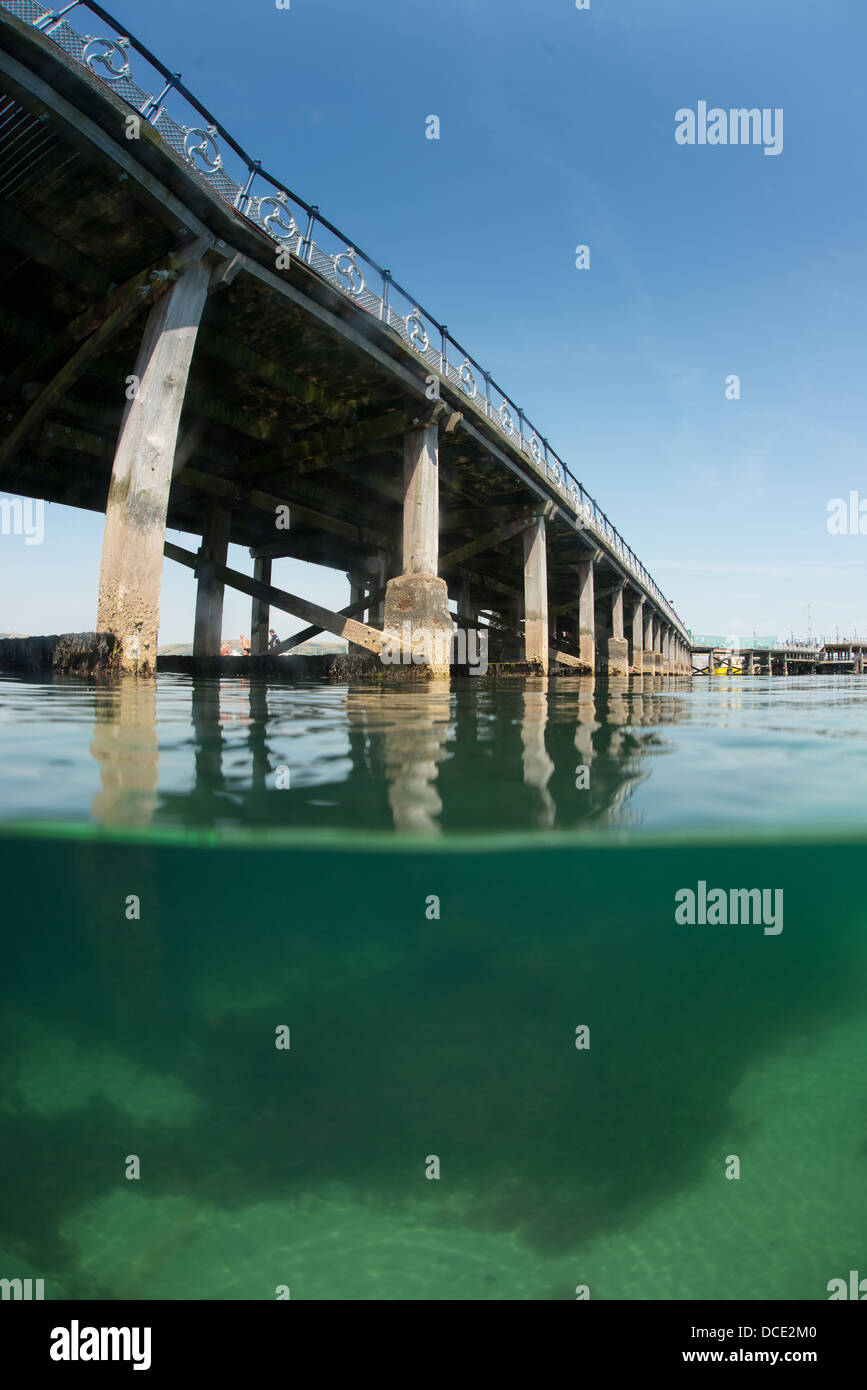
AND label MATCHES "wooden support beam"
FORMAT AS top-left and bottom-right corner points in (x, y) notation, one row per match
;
(550, 647), (588, 670)
(449, 562), (522, 602)
(175, 465), (393, 550)
(270, 585), (387, 655)
(251, 556), (271, 654)
(193, 500), (231, 656)
(208, 252), (245, 293)
(164, 540), (386, 655)
(439, 512), (536, 569)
